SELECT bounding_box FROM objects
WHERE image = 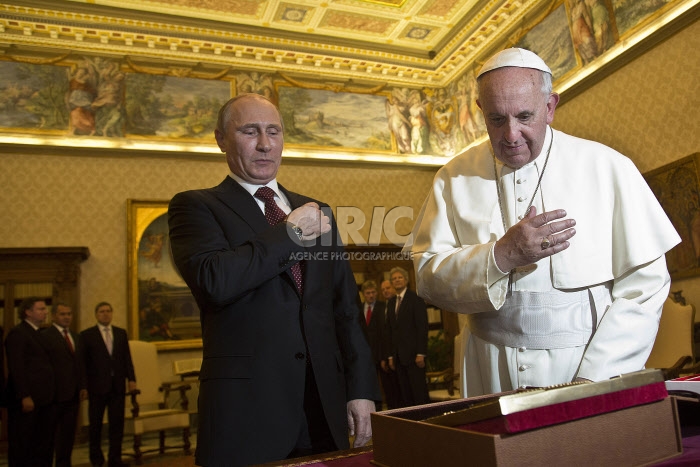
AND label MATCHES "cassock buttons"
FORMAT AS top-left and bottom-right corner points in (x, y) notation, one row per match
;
(518, 364), (531, 372)
(517, 196), (526, 202)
